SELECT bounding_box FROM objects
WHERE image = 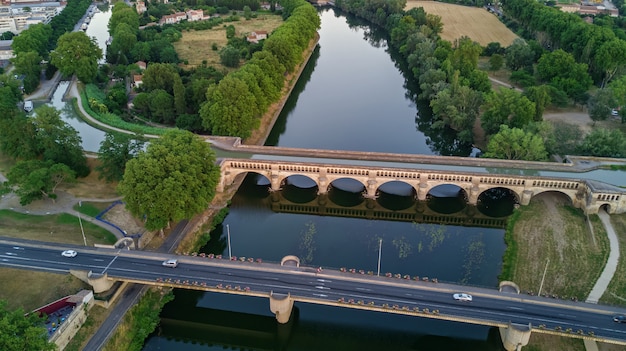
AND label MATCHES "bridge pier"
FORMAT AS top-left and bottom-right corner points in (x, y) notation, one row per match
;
(270, 173), (282, 192)
(520, 190), (533, 206)
(70, 270), (115, 293)
(468, 185), (480, 205)
(364, 179), (378, 199)
(317, 176), (328, 194)
(269, 292), (295, 324)
(499, 323), (531, 351)
(417, 183), (428, 201)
